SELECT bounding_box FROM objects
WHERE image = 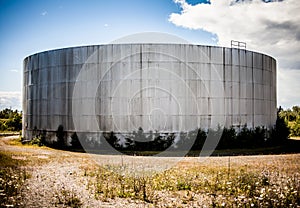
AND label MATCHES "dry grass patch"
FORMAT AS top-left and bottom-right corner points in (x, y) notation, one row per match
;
(0, 152), (31, 207)
(82, 155), (300, 207)
(1, 136), (299, 207)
